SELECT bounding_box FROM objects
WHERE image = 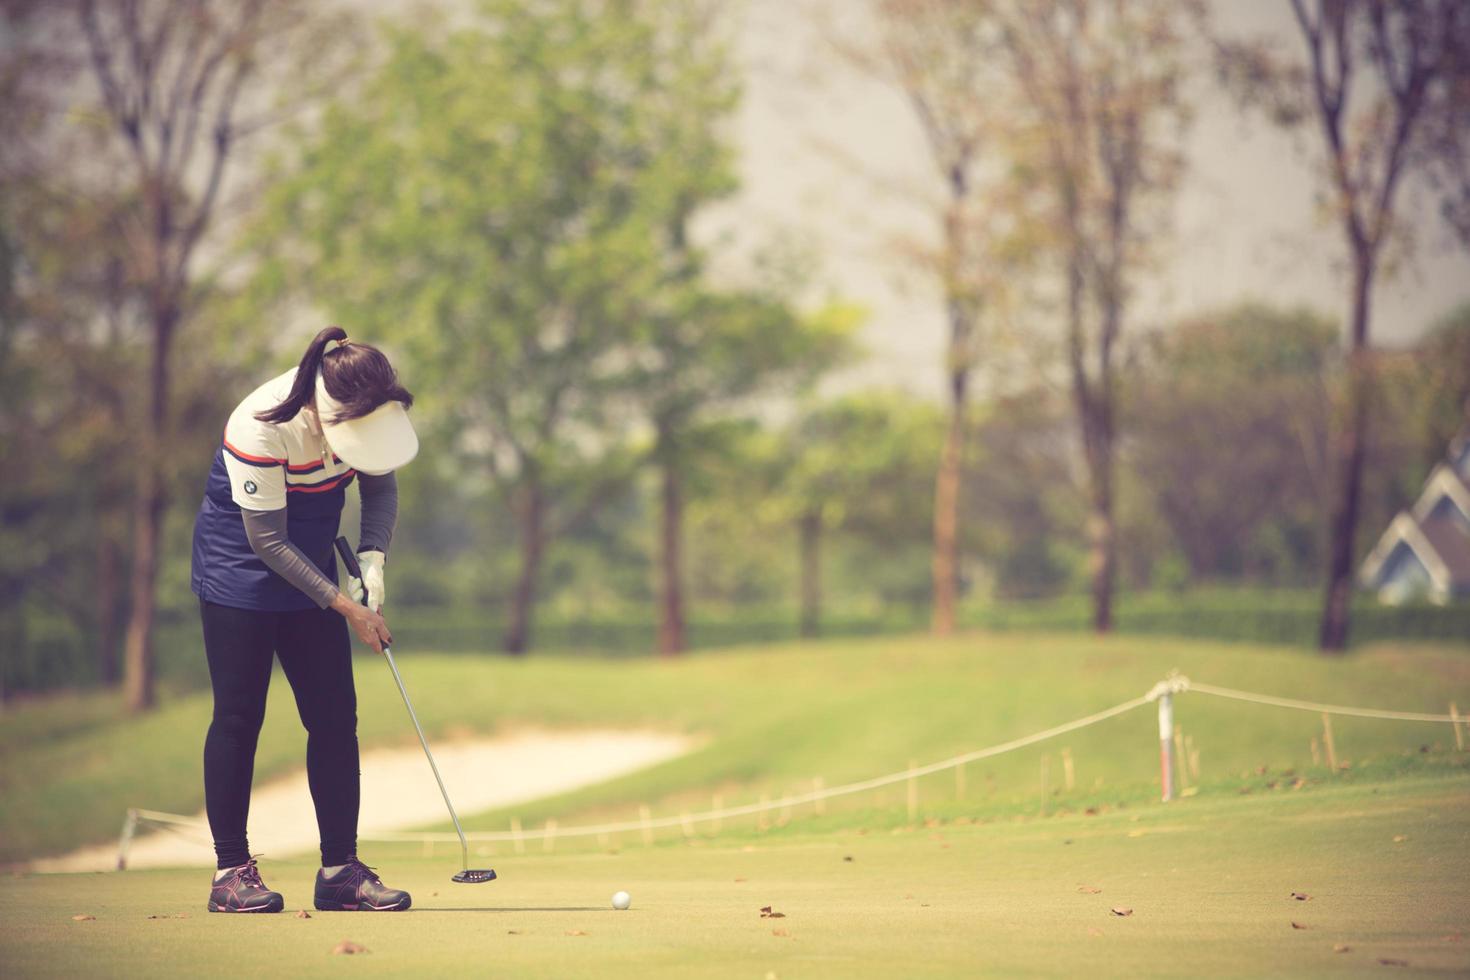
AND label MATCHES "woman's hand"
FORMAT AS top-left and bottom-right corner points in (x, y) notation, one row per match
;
(331, 592), (392, 653)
